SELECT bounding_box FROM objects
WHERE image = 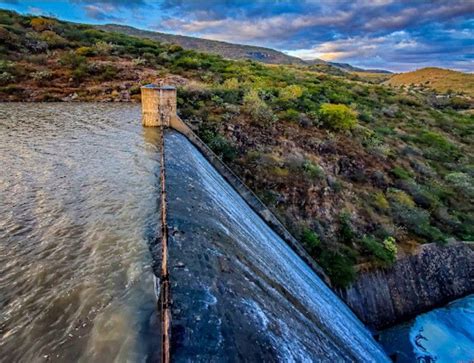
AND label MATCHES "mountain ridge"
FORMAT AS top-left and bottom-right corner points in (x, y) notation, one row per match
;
(97, 23), (391, 74)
